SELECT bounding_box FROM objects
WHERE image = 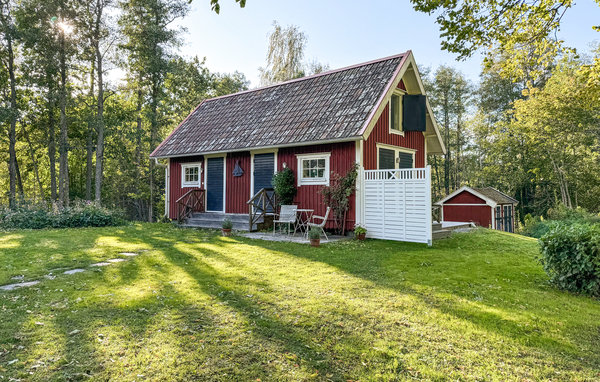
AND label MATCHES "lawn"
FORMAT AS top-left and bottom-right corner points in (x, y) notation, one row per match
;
(0, 224), (598, 381)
